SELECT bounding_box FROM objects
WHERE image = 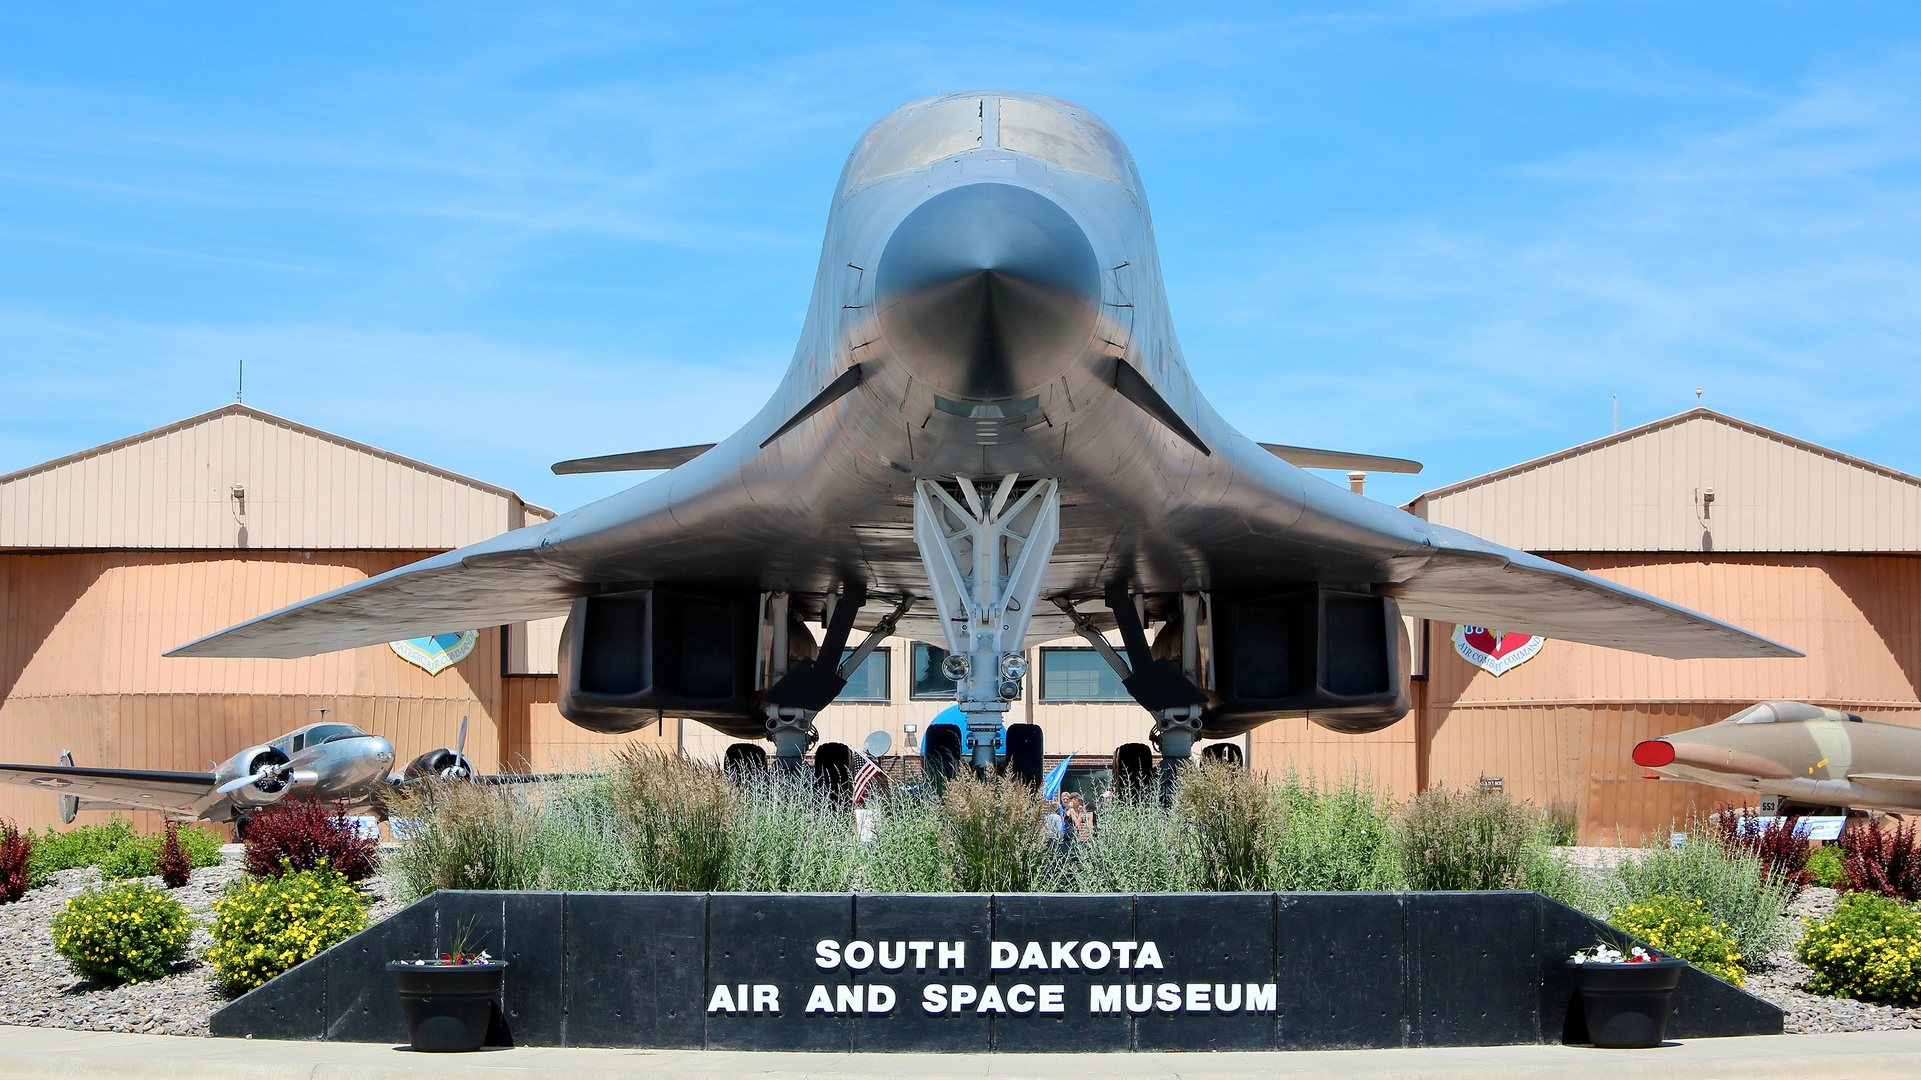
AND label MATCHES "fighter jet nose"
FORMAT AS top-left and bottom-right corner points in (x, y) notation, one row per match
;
(1632, 740), (1676, 767)
(876, 182), (1101, 400)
